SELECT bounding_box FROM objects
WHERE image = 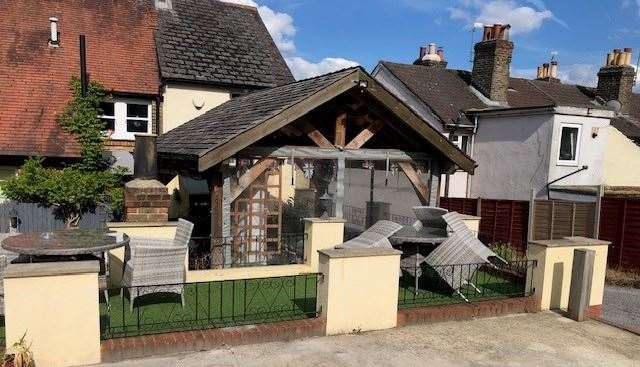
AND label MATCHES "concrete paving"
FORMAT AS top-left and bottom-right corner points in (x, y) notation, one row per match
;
(603, 285), (640, 332)
(94, 312), (640, 367)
